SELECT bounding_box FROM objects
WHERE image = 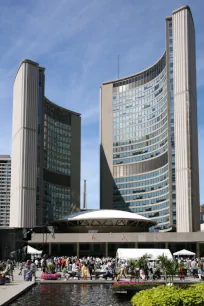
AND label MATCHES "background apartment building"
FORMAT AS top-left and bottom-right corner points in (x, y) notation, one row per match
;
(0, 155), (11, 227)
